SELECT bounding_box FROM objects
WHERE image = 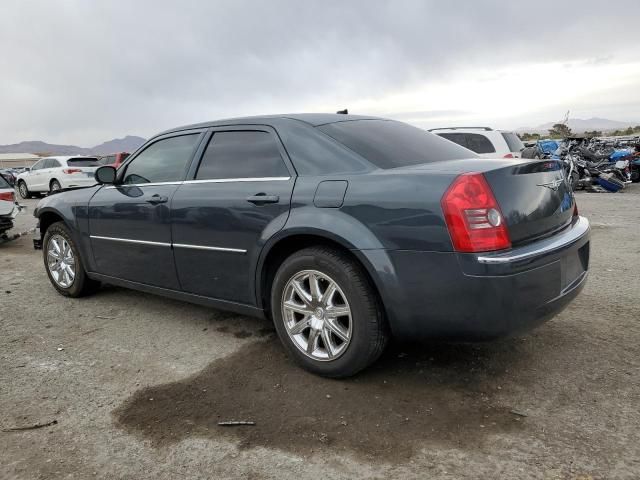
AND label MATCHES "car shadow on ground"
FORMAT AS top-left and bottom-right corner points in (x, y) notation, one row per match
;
(113, 316), (535, 463)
